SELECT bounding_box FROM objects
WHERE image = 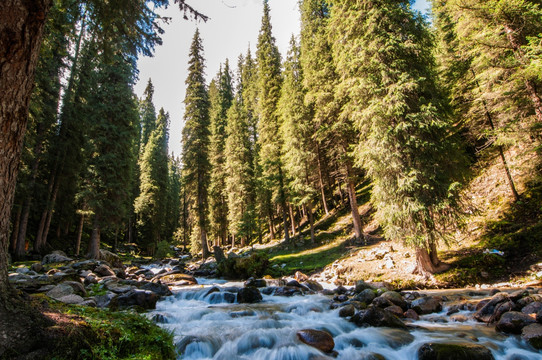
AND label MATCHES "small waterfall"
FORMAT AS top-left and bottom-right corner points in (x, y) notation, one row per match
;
(150, 280), (542, 360)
